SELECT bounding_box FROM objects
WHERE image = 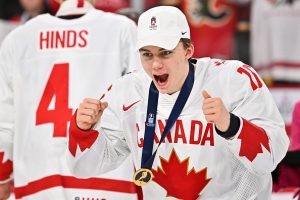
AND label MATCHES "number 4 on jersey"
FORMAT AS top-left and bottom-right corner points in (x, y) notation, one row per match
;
(36, 63), (73, 137)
